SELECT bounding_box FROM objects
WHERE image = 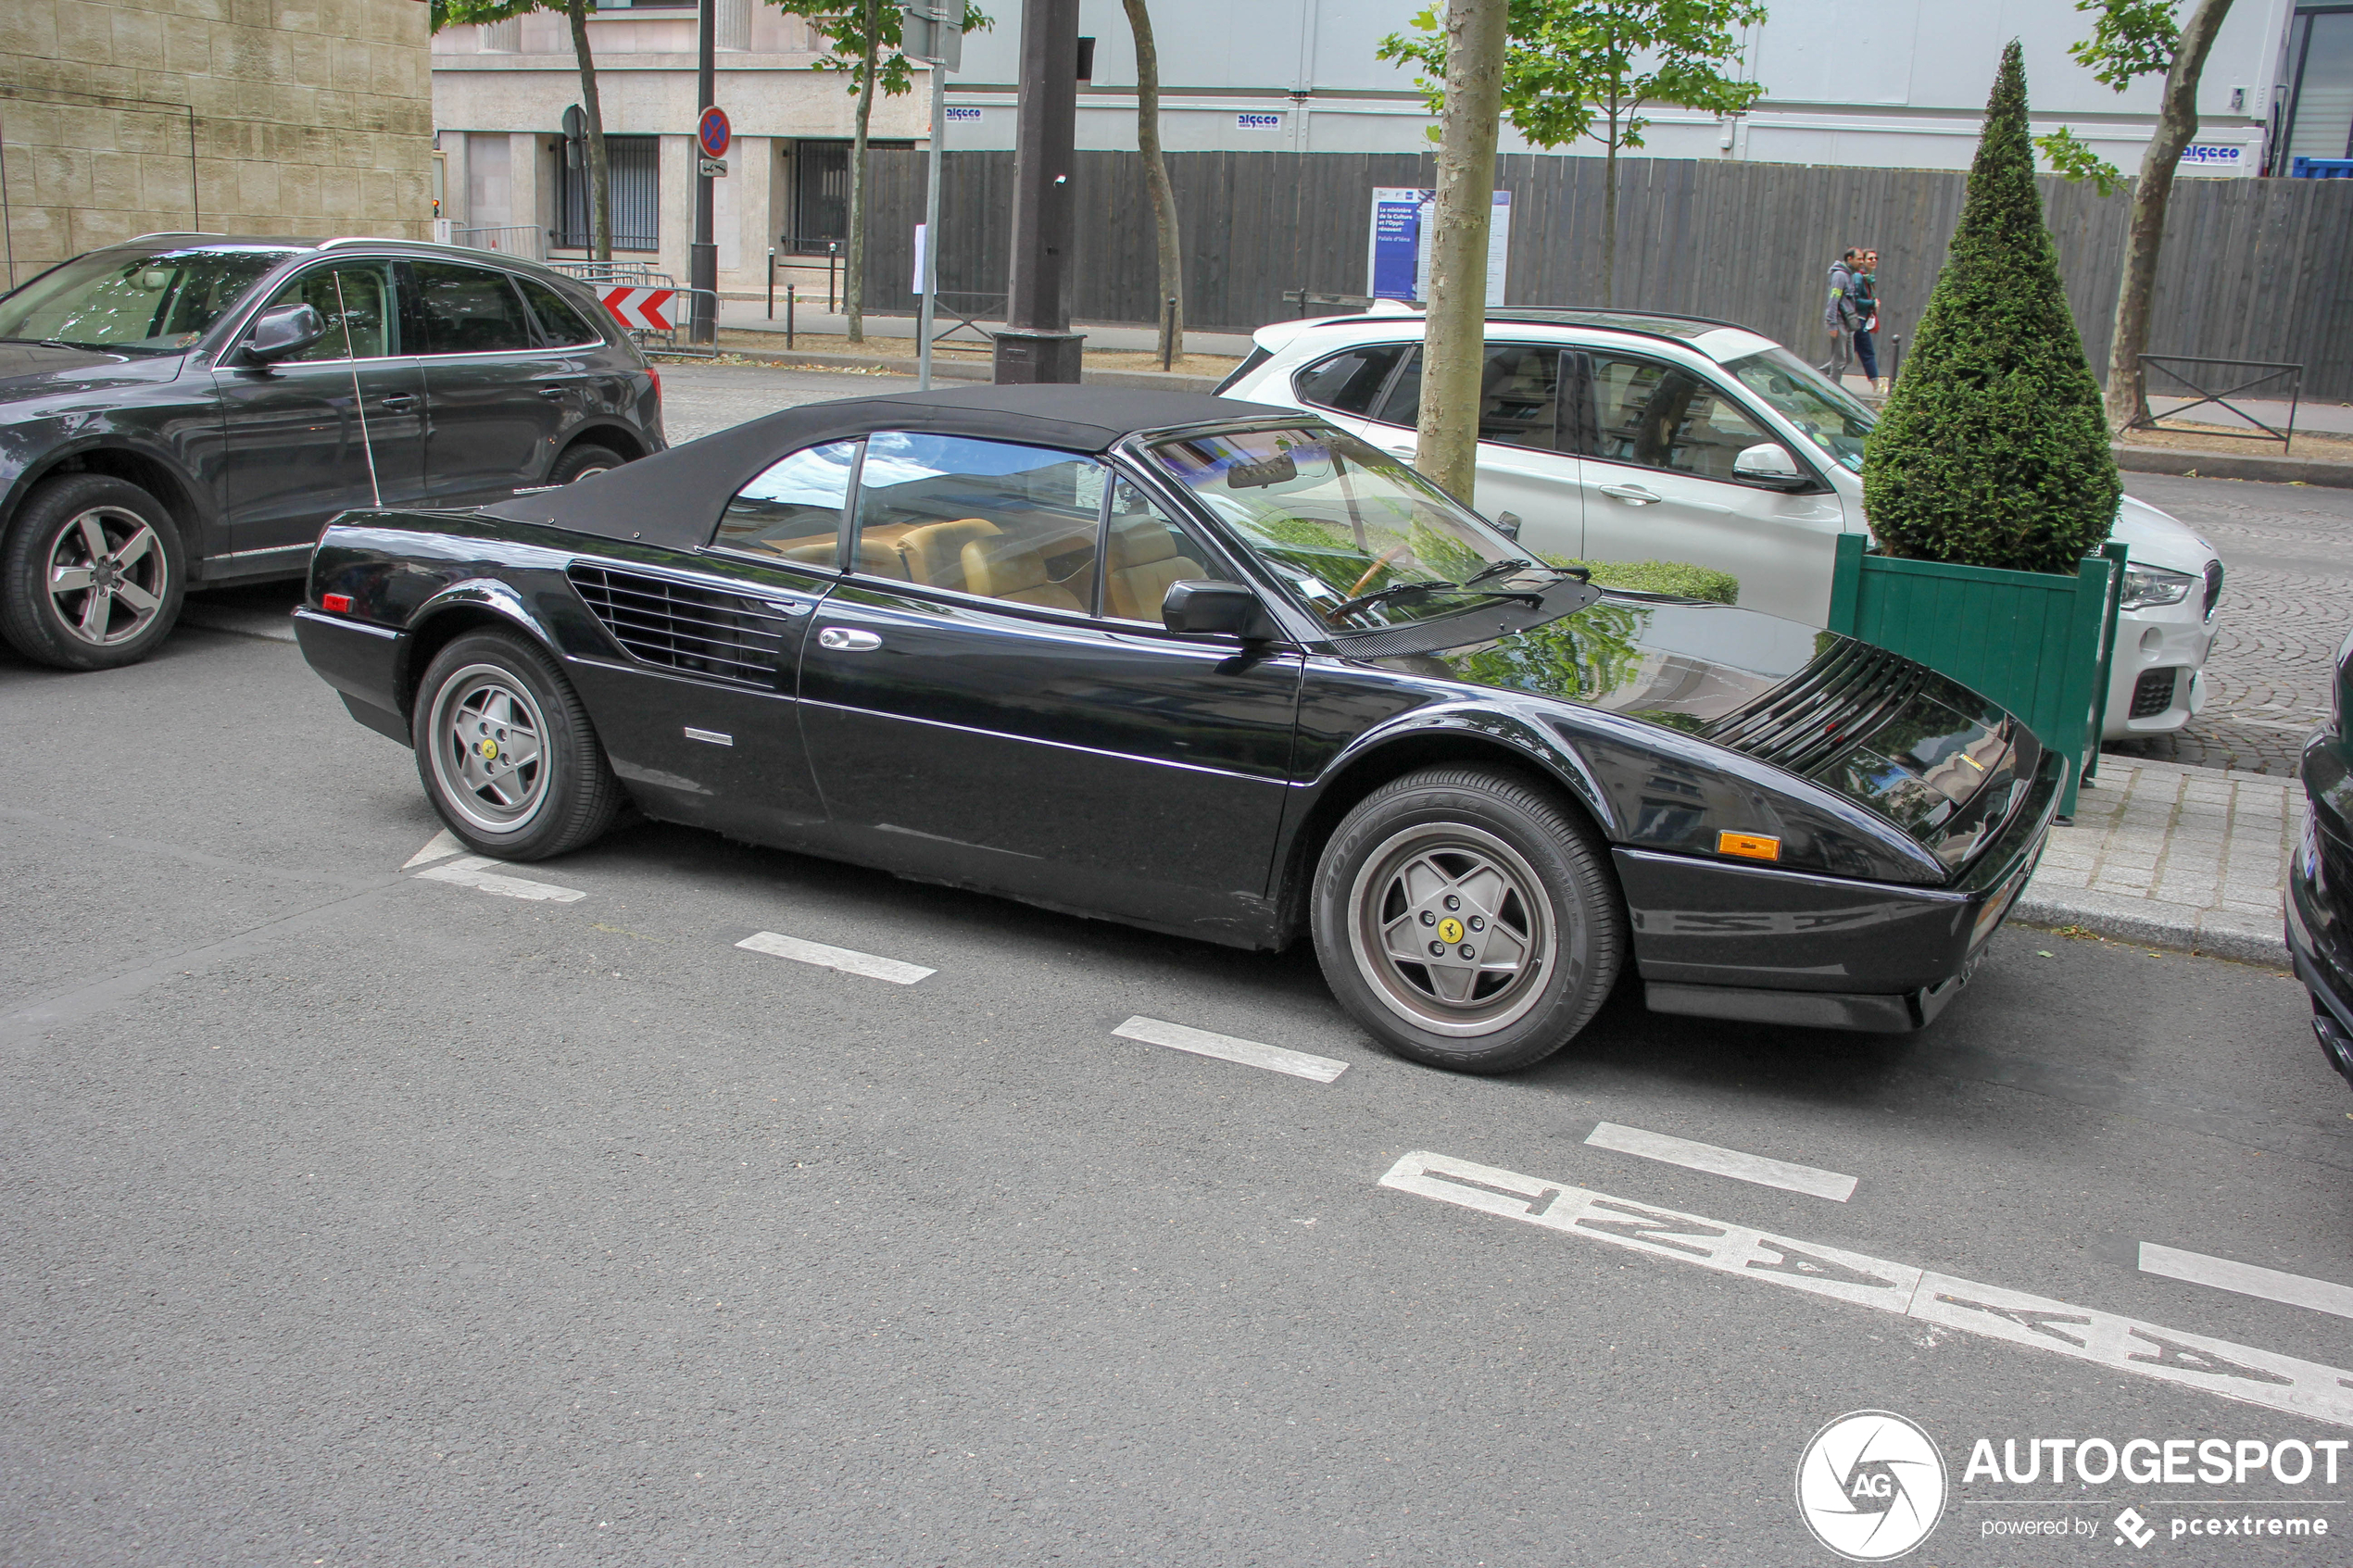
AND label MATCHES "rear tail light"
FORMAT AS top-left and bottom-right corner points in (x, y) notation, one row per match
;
(321, 593), (353, 613)
(647, 362), (661, 402)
